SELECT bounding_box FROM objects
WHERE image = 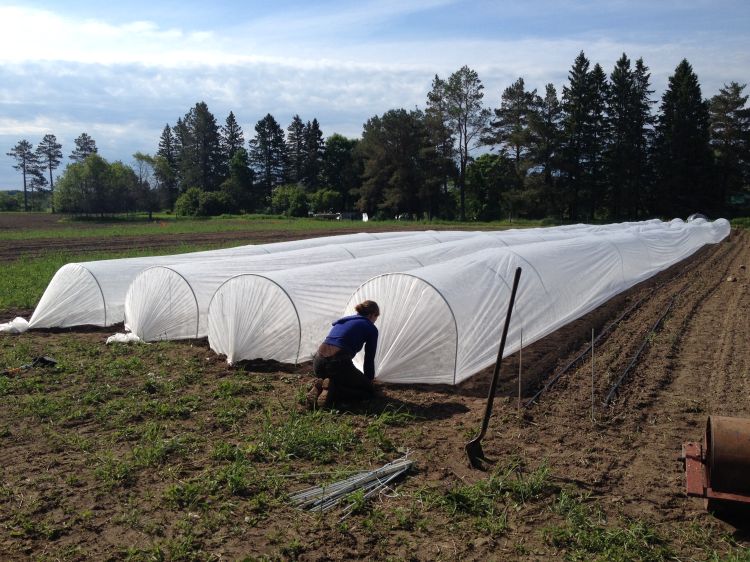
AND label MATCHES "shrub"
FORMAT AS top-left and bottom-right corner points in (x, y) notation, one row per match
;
(271, 184), (309, 217)
(174, 187), (201, 216)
